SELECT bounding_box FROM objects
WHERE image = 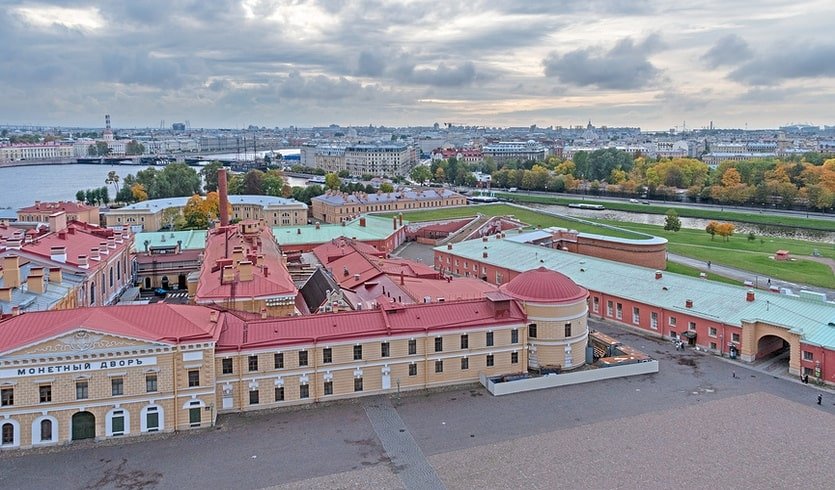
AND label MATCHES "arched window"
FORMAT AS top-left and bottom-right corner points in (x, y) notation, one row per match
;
(117, 261), (121, 281)
(141, 405), (164, 433)
(109, 267), (114, 288)
(89, 282), (96, 305)
(1, 421), (18, 447)
(40, 419), (52, 441)
(106, 408), (130, 437)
